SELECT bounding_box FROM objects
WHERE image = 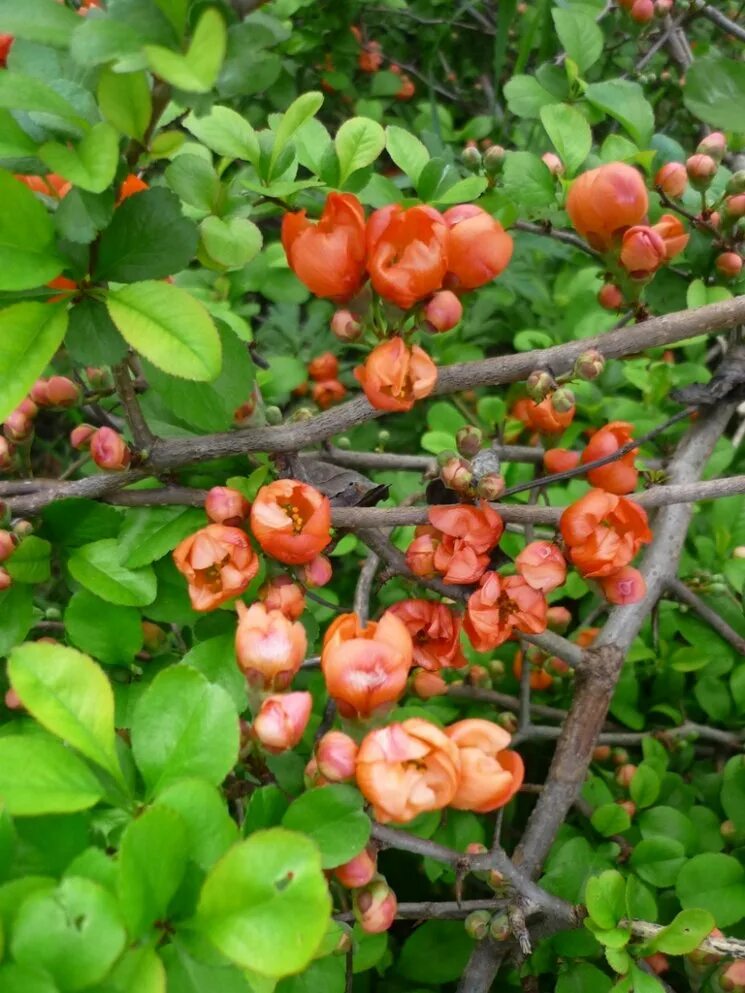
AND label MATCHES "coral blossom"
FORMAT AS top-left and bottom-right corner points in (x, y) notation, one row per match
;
(354, 337), (437, 412)
(386, 599), (466, 671)
(252, 692), (312, 753)
(250, 480), (331, 565)
(515, 541), (567, 593)
(581, 421), (638, 494)
(443, 204), (513, 291)
(235, 601), (307, 689)
(464, 572), (548, 652)
(566, 162), (649, 251)
(446, 719), (524, 813)
(321, 612), (413, 718)
(598, 566), (647, 605)
(560, 489), (652, 578)
(356, 718), (460, 823)
(260, 575), (306, 620)
(173, 525), (259, 611)
(367, 204), (448, 308)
